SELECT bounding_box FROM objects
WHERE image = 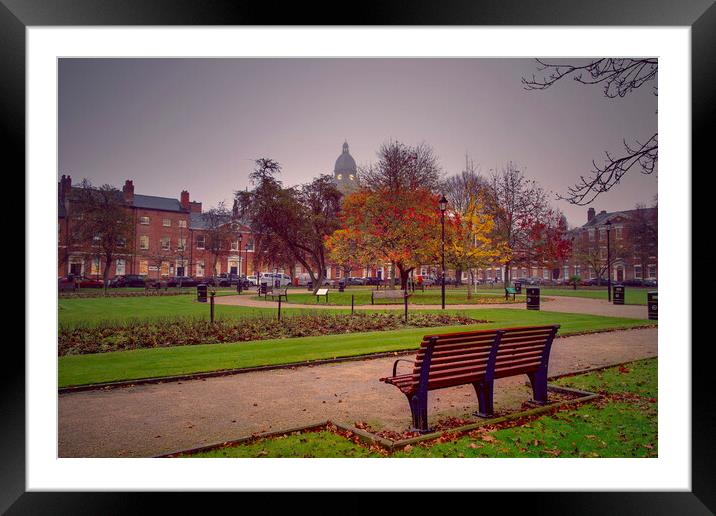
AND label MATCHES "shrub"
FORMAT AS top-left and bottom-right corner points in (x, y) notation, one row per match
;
(58, 312), (487, 356)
